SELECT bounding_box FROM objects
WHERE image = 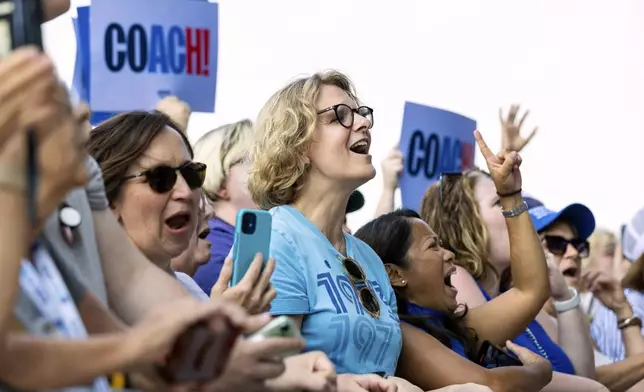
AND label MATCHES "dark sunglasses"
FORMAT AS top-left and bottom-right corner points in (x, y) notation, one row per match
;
(123, 162), (207, 194)
(337, 255), (380, 318)
(317, 104), (374, 129)
(543, 235), (590, 258)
